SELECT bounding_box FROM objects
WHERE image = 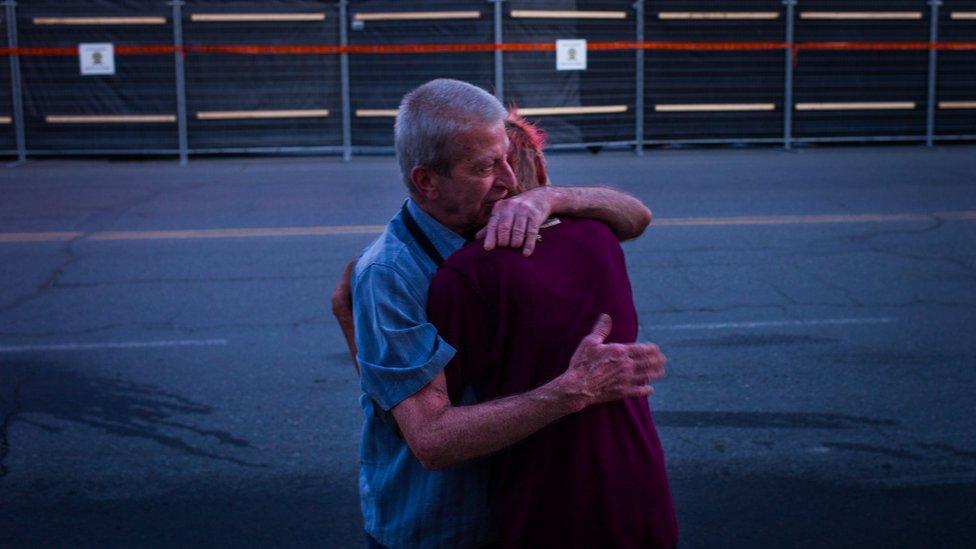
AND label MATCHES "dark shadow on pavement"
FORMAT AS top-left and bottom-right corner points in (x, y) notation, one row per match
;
(0, 361), (267, 472)
(2, 472), (972, 548)
(672, 474), (976, 548)
(0, 475), (361, 548)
